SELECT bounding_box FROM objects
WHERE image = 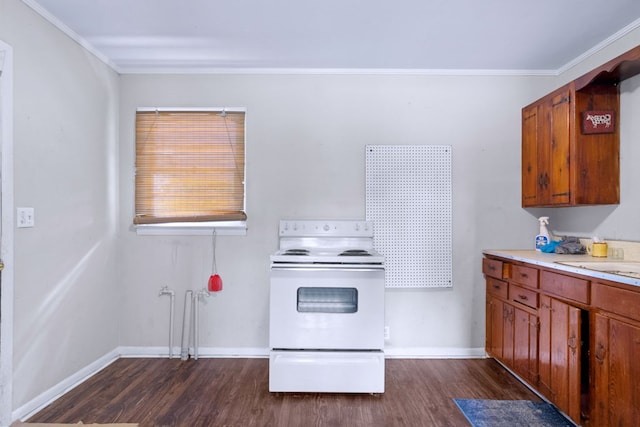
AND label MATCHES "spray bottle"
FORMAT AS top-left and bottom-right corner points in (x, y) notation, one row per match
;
(535, 217), (551, 251)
